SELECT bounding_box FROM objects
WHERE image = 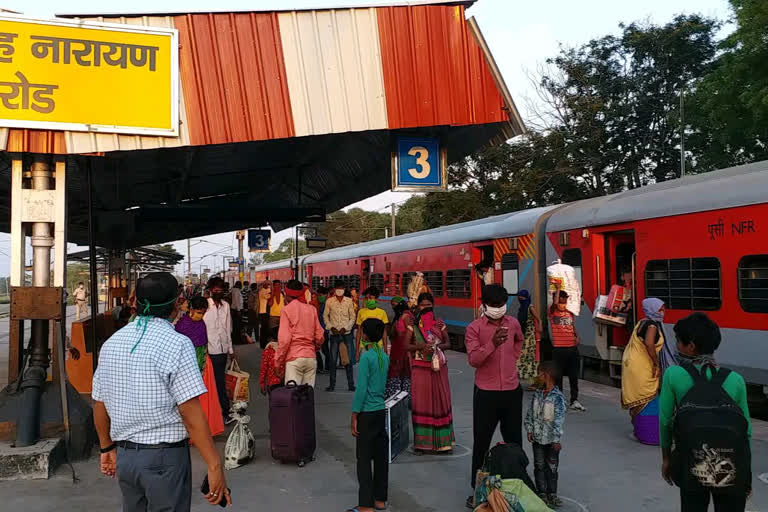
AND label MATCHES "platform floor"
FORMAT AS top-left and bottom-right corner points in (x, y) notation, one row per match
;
(2, 345), (766, 512)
